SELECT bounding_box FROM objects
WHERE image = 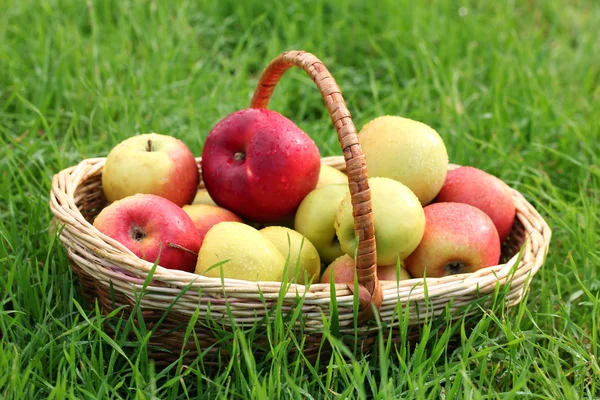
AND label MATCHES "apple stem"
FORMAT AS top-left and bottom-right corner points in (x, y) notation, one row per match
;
(167, 242), (198, 256)
(147, 139), (153, 152)
(234, 152), (245, 161)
